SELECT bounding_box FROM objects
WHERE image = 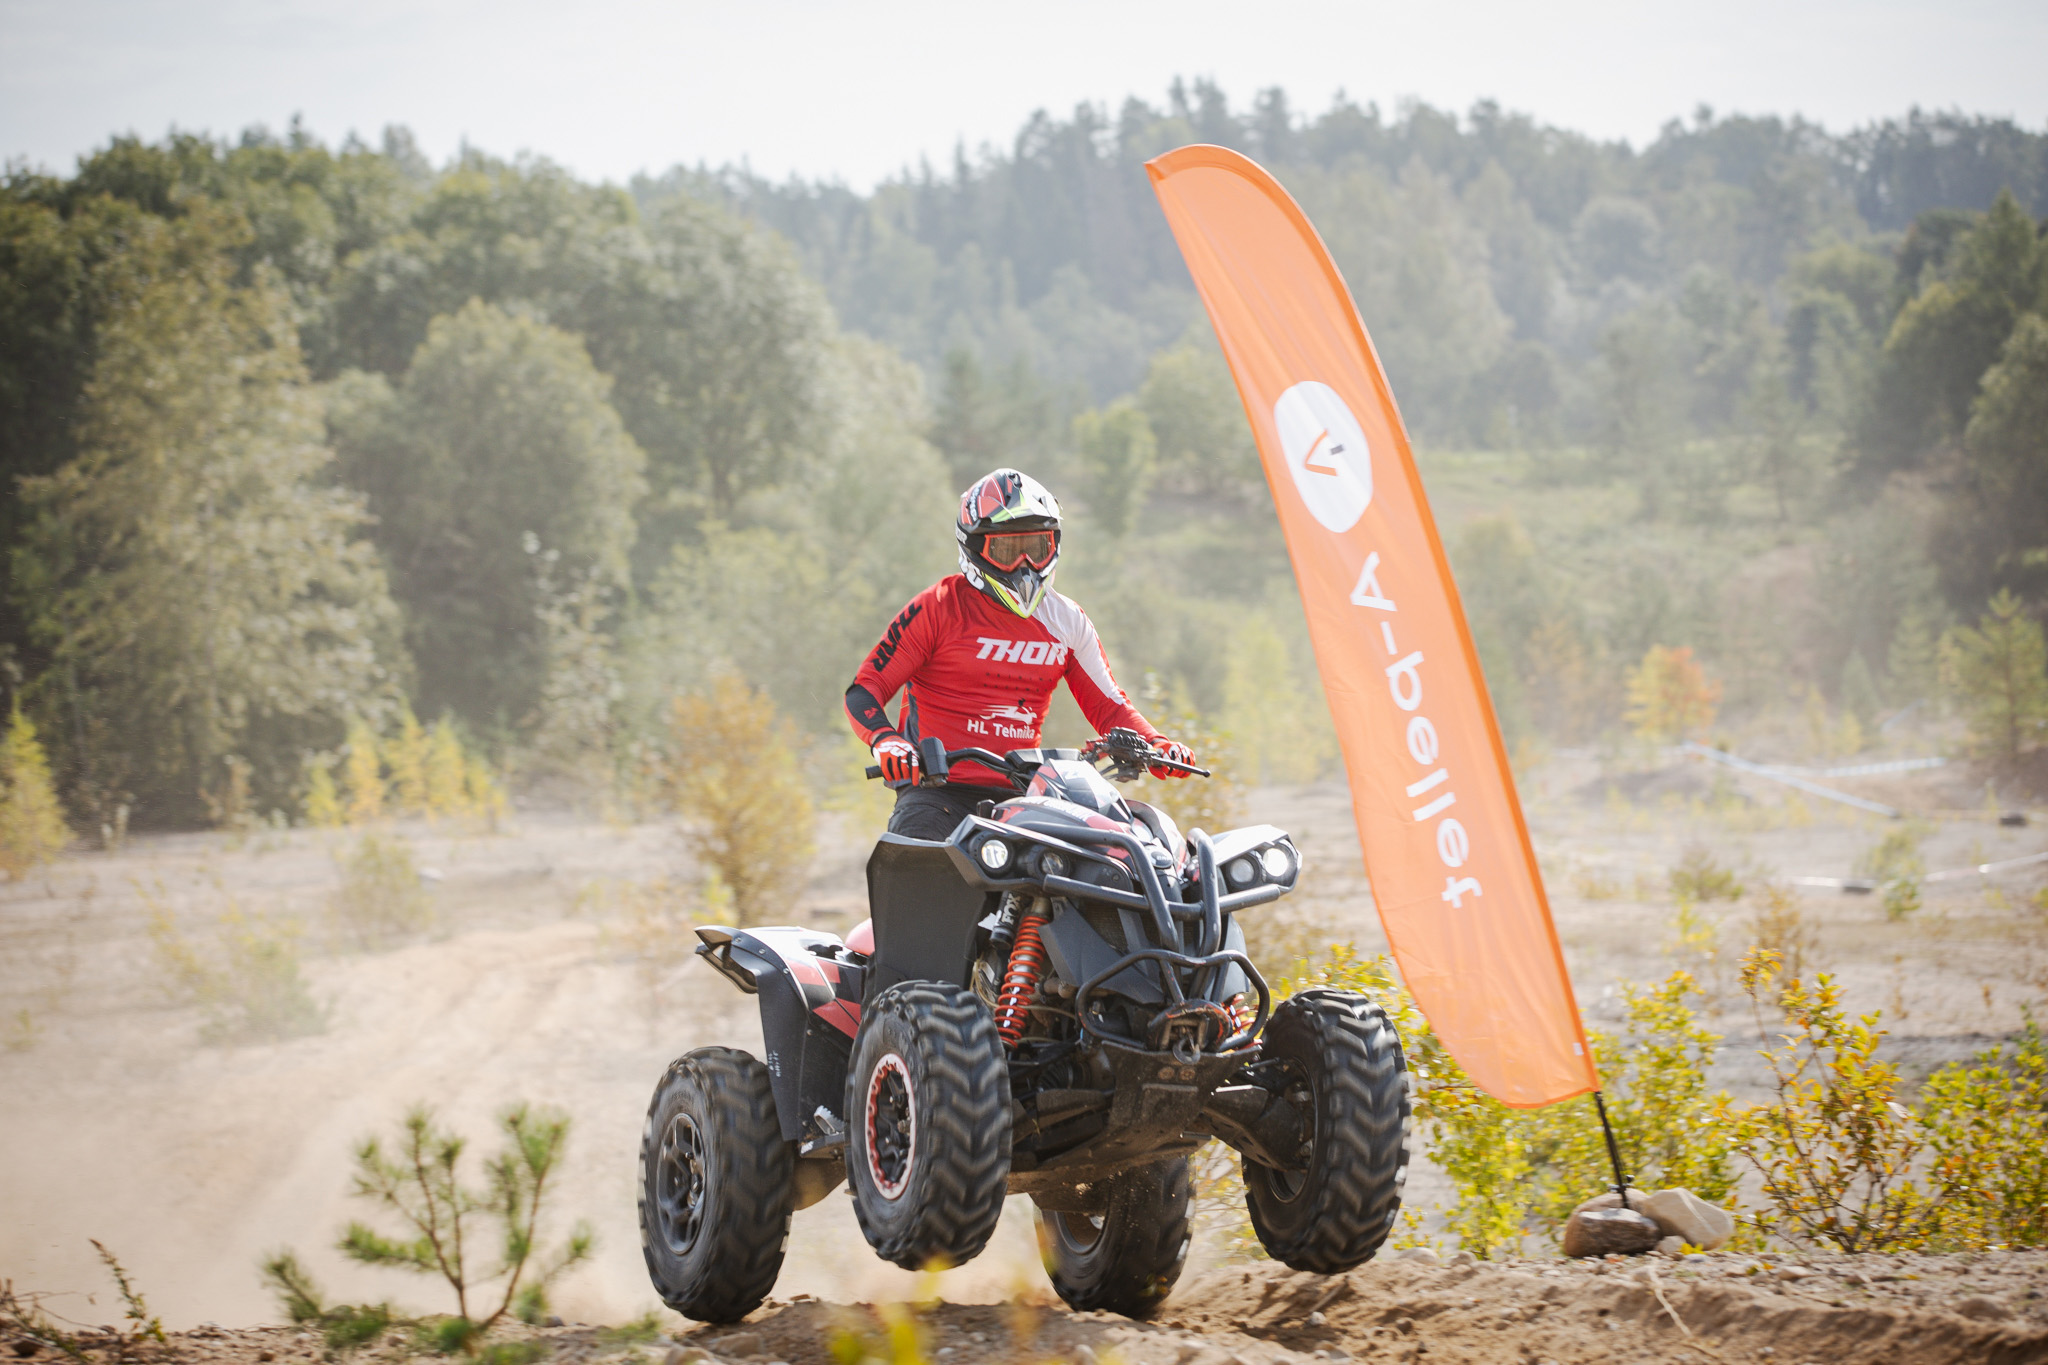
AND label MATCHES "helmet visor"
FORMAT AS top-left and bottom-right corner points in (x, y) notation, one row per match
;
(982, 530), (1058, 572)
